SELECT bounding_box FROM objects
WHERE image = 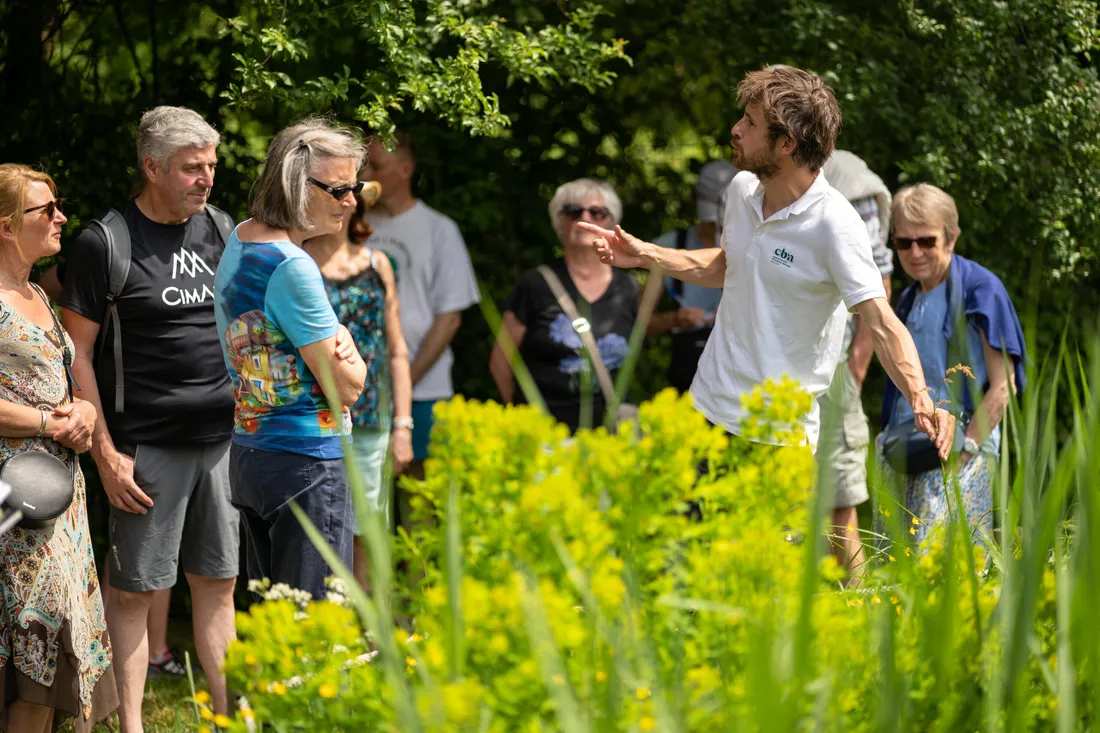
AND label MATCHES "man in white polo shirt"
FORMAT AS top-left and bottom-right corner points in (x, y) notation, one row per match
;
(581, 65), (953, 459)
